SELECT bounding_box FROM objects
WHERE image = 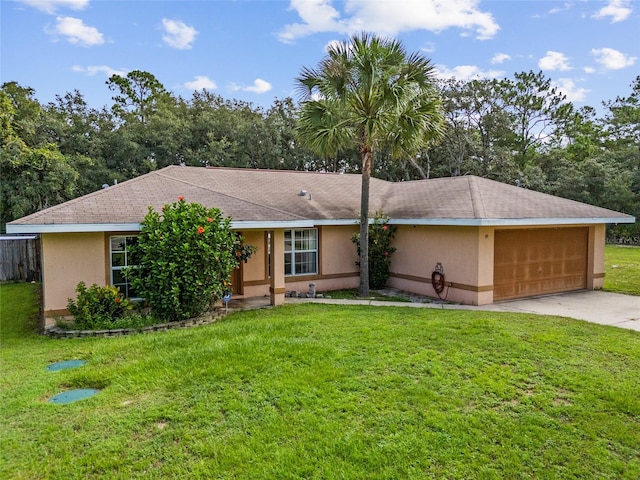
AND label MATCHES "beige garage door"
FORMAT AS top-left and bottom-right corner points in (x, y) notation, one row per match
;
(494, 228), (588, 301)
